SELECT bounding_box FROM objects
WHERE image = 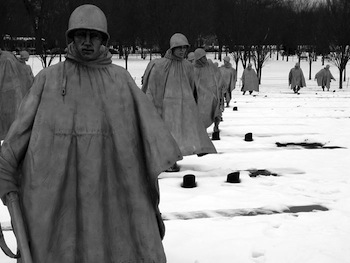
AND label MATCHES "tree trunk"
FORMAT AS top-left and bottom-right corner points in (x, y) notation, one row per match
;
(308, 58), (312, 80)
(218, 43), (223, 61)
(257, 52), (262, 84)
(35, 29), (43, 55)
(258, 67), (262, 84)
(339, 68), (343, 89)
(119, 43), (123, 59)
(124, 48), (129, 70)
